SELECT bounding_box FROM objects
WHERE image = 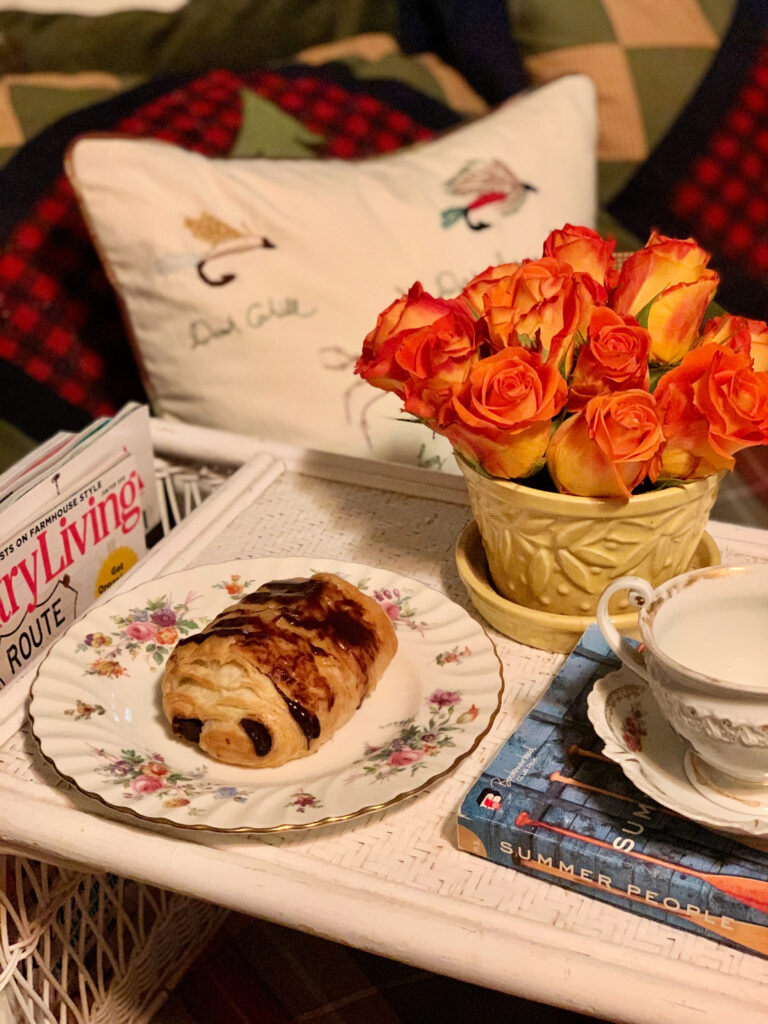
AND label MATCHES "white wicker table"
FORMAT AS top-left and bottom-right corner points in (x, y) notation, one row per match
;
(2, 421), (768, 1024)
